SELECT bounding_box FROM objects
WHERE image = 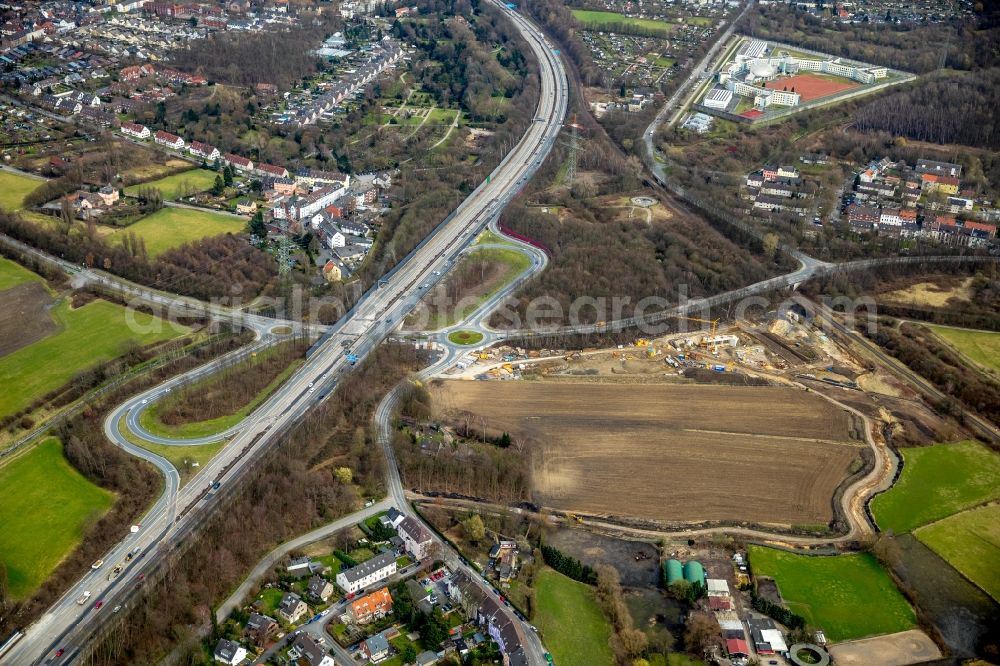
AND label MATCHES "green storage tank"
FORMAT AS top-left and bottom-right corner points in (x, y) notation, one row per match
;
(664, 559), (683, 585)
(683, 560), (704, 586)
